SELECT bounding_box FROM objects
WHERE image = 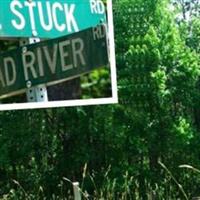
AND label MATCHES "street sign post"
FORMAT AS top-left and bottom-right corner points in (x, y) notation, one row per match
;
(0, 25), (108, 99)
(20, 38), (49, 102)
(0, 0), (106, 38)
